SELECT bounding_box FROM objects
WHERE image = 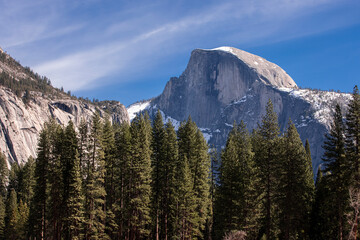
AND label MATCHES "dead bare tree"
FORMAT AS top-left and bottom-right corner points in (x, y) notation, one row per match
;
(223, 230), (247, 240)
(347, 187), (359, 240)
